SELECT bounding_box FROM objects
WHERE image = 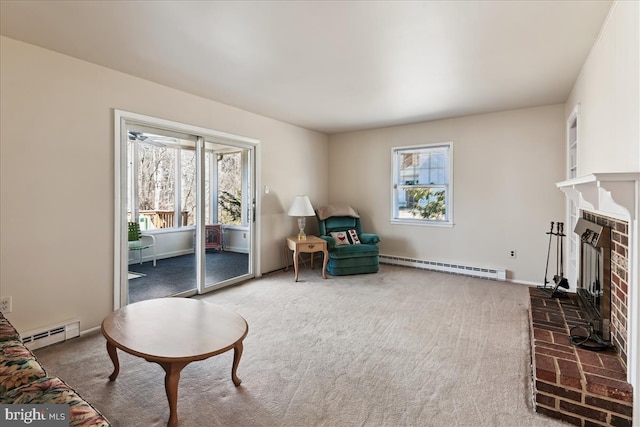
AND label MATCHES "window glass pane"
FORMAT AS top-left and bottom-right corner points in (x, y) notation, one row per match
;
(204, 151), (212, 225)
(137, 143), (176, 229)
(429, 156), (446, 184)
(181, 148), (196, 226)
(218, 152), (242, 225)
